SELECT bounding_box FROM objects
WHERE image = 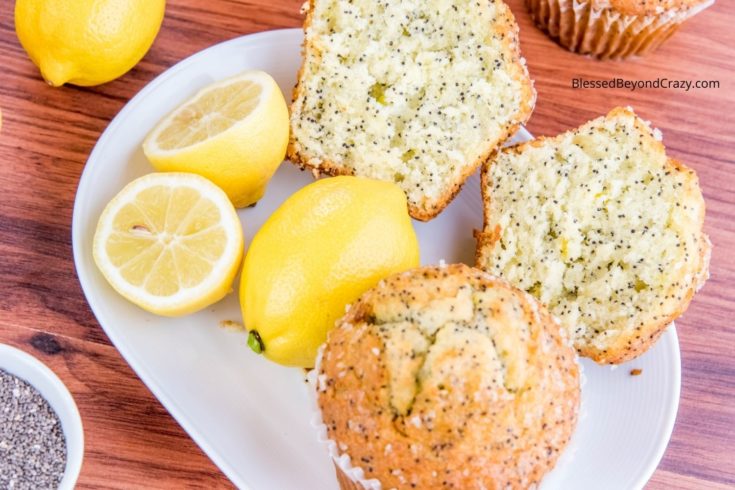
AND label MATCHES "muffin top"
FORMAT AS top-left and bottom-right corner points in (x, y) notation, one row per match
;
(317, 264), (580, 489)
(597, 0), (713, 16)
